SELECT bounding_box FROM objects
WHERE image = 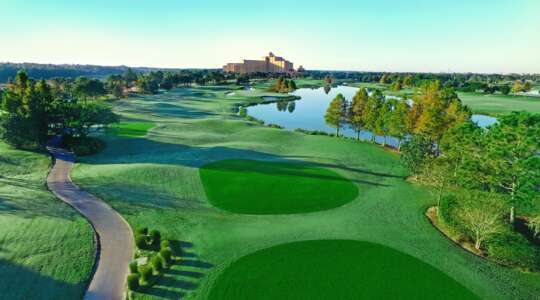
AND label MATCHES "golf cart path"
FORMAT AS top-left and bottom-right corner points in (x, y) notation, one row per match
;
(47, 137), (133, 300)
